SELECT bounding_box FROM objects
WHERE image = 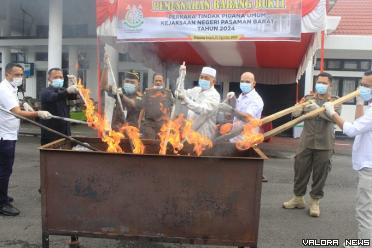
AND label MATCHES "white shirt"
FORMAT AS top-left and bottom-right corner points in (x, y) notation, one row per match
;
(343, 102), (372, 171)
(0, 79), (20, 140)
(185, 86), (221, 139)
(230, 89), (264, 142)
